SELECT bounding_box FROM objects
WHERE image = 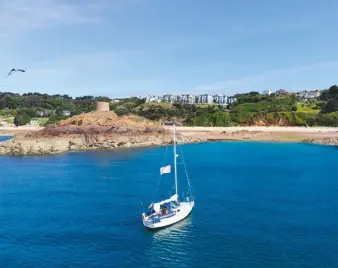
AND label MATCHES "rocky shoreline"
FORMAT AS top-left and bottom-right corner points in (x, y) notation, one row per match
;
(0, 112), (337, 156)
(0, 112), (205, 156)
(0, 133), (204, 156)
(1, 129), (337, 156)
(303, 137), (338, 146)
